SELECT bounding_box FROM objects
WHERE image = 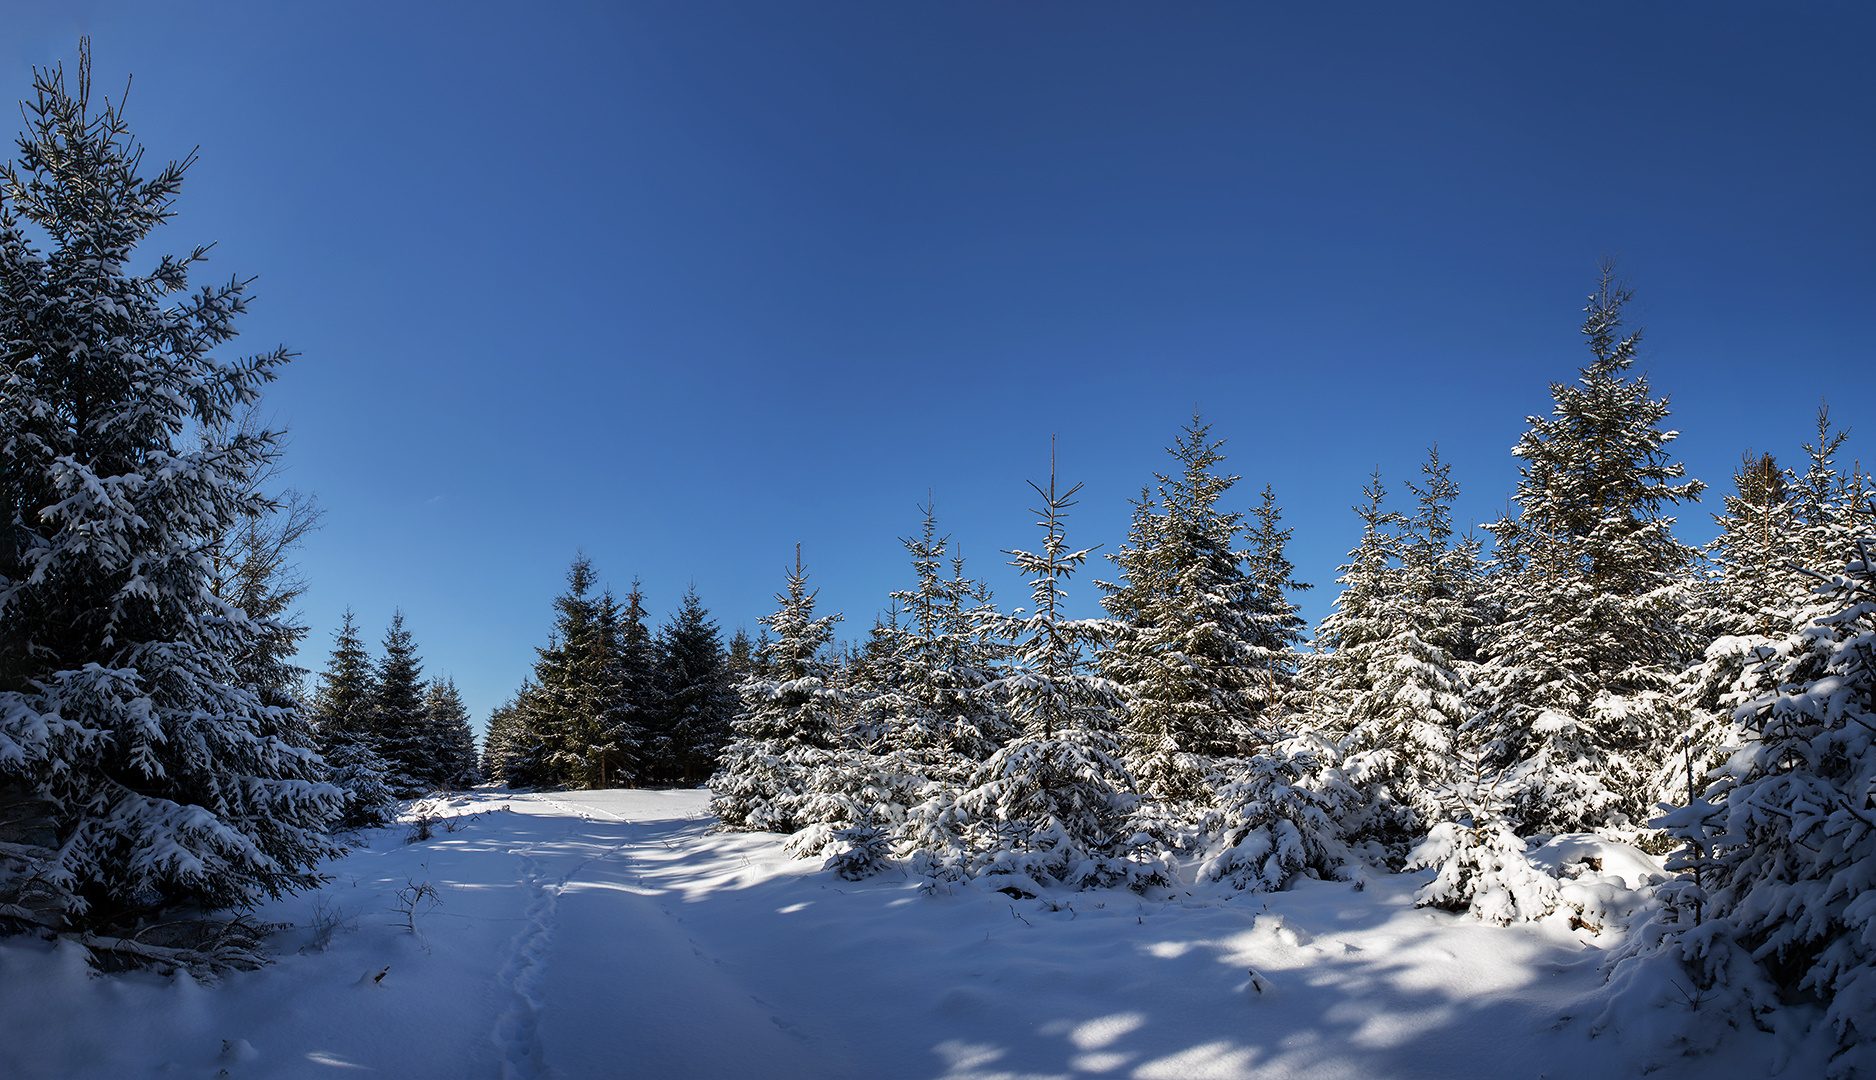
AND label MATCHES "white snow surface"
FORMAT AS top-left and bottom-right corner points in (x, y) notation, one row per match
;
(0, 789), (1827, 1079)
